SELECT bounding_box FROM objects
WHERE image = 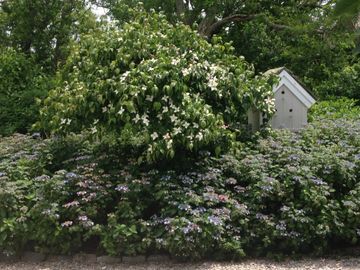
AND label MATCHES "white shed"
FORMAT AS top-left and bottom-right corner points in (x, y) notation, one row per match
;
(248, 67), (316, 131)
